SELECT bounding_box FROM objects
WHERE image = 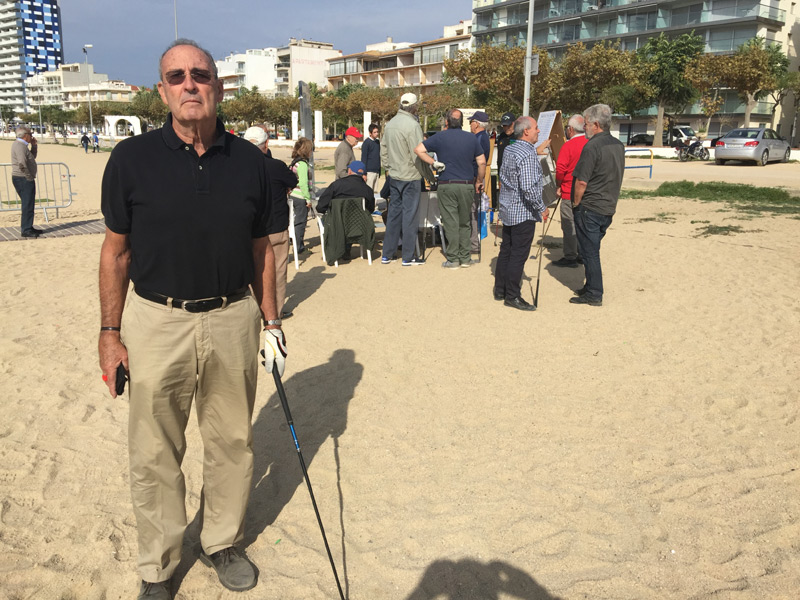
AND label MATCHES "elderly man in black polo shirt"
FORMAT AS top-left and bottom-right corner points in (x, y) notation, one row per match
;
(570, 103), (625, 307)
(98, 39), (285, 599)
